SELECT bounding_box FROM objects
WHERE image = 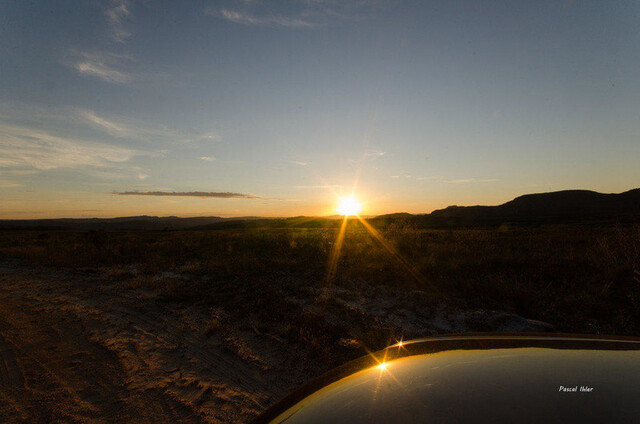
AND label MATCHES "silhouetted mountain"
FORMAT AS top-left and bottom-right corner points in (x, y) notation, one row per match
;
(417, 188), (640, 227)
